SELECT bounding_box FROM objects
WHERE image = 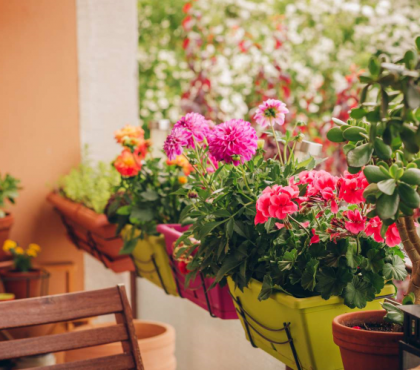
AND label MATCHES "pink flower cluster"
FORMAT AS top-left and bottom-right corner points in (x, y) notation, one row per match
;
(255, 169), (401, 248)
(254, 99), (289, 128)
(207, 119), (258, 166)
(255, 184), (299, 225)
(173, 112), (209, 148)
